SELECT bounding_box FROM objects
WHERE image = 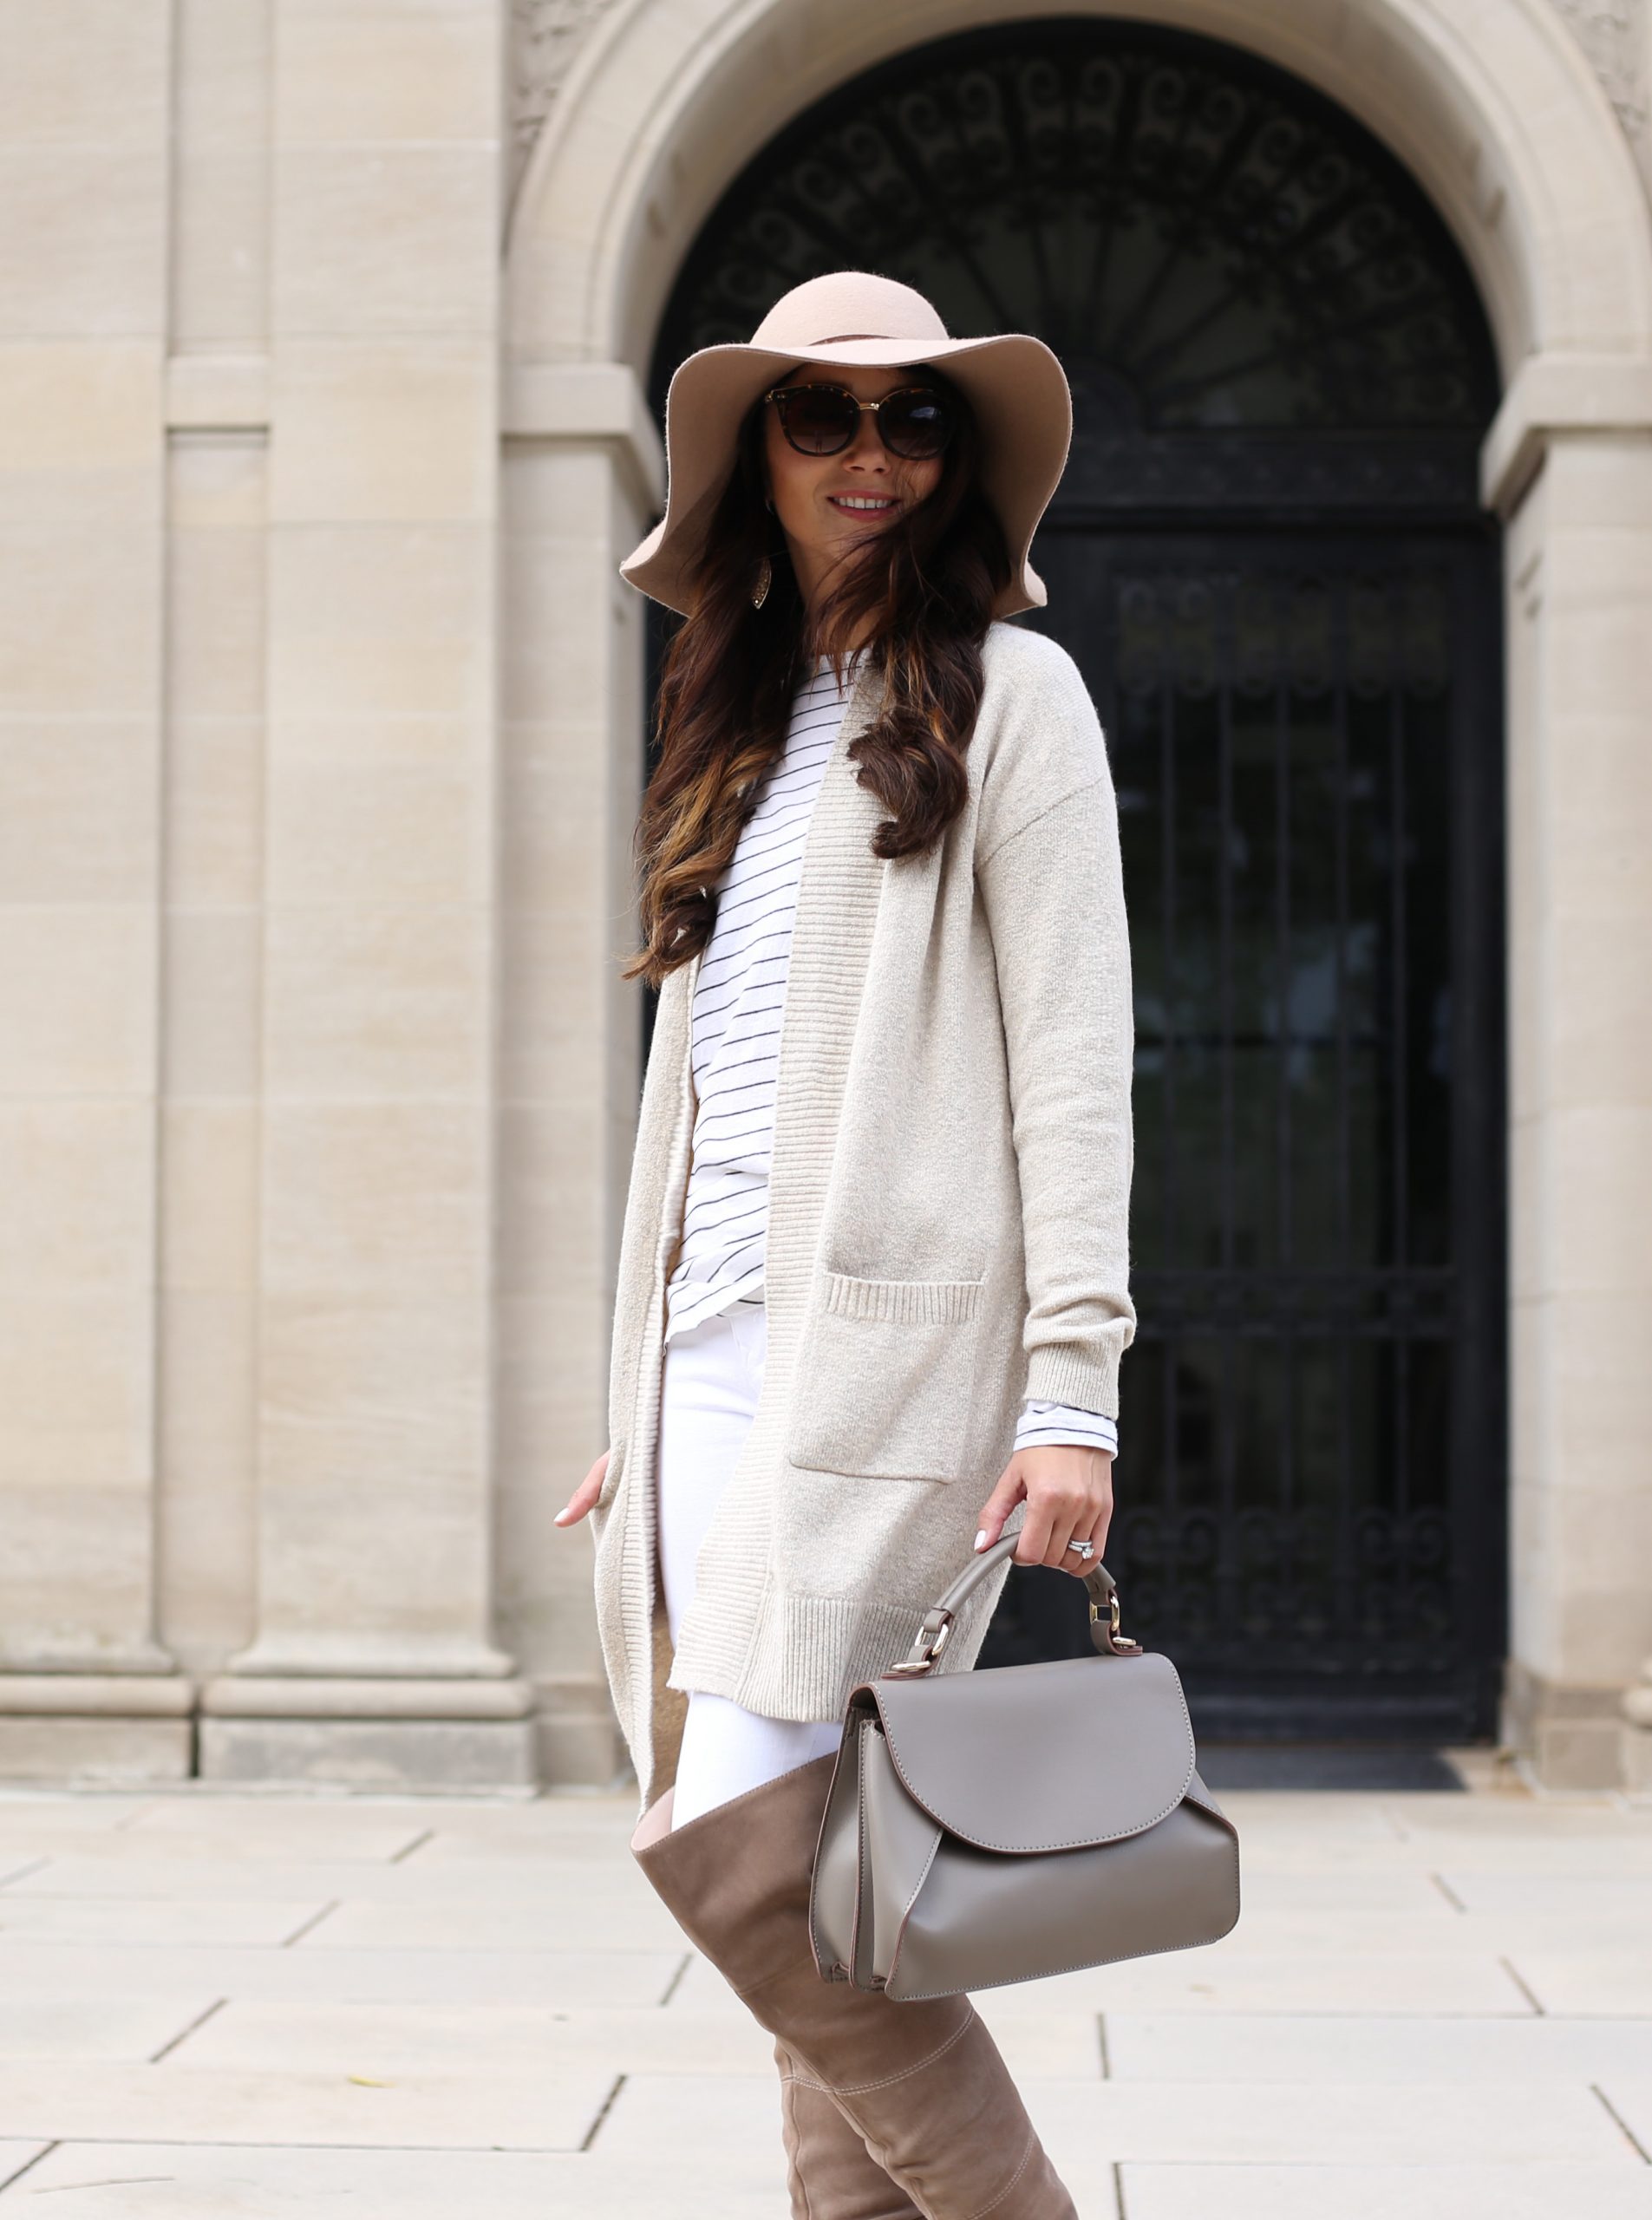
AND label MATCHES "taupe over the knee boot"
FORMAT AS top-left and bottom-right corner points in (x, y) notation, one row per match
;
(774, 2034), (924, 2220)
(632, 1753), (1076, 2220)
